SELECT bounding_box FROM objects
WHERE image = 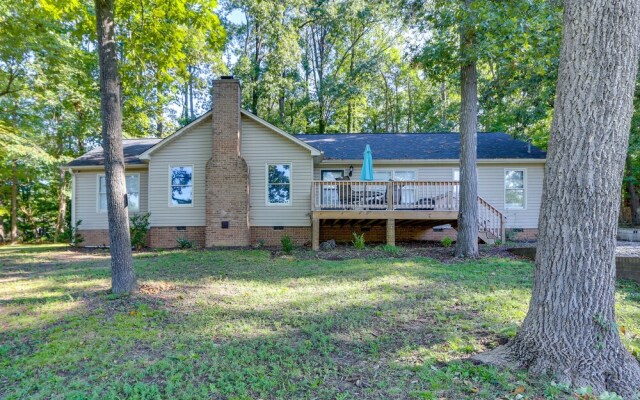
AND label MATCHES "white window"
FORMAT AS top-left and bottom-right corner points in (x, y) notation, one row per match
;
(170, 166), (193, 206)
(452, 168), (460, 182)
(505, 169), (526, 209)
(321, 170), (344, 181)
(98, 174), (140, 212)
(321, 170), (344, 205)
(267, 163), (291, 205)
